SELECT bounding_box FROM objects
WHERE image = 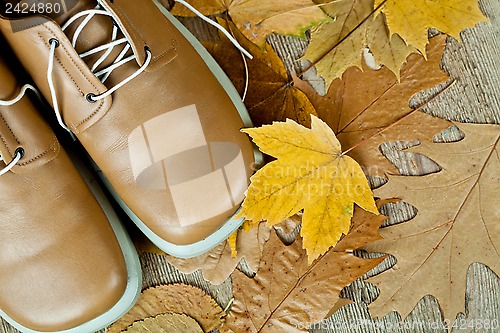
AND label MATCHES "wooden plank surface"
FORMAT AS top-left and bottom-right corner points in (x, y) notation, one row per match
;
(1, 0), (498, 332)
